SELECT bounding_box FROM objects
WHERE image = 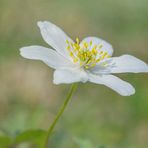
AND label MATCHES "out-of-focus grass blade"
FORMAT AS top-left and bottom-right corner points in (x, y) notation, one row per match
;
(0, 136), (13, 148)
(14, 129), (47, 148)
